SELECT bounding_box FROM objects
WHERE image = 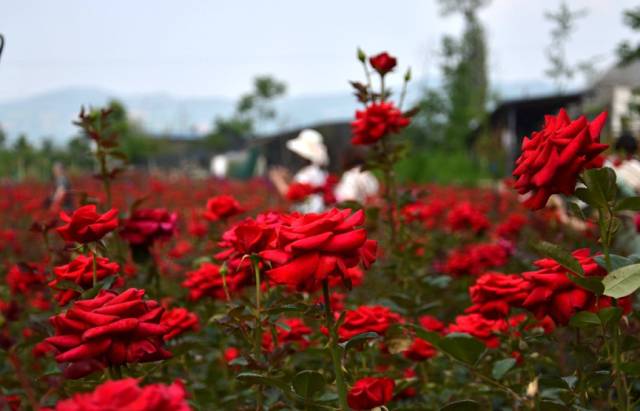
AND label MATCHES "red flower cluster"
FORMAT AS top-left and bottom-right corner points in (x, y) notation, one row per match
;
(42, 378), (191, 411)
(203, 195), (244, 222)
(50, 254), (121, 305)
(403, 316), (445, 361)
(513, 109), (608, 209)
(521, 248), (631, 324)
(120, 208), (177, 247)
(351, 102), (410, 145)
(265, 209), (377, 292)
(466, 272), (529, 318)
(448, 313), (524, 348)
(446, 202), (490, 234)
(56, 205), (119, 244)
(45, 288), (171, 378)
(262, 318), (312, 352)
(160, 307), (200, 341)
(182, 262), (248, 301)
(286, 182), (315, 202)
(347, 377), (395, 410)
(337, 305), (402, 342)
(442, 243), (510, 277)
